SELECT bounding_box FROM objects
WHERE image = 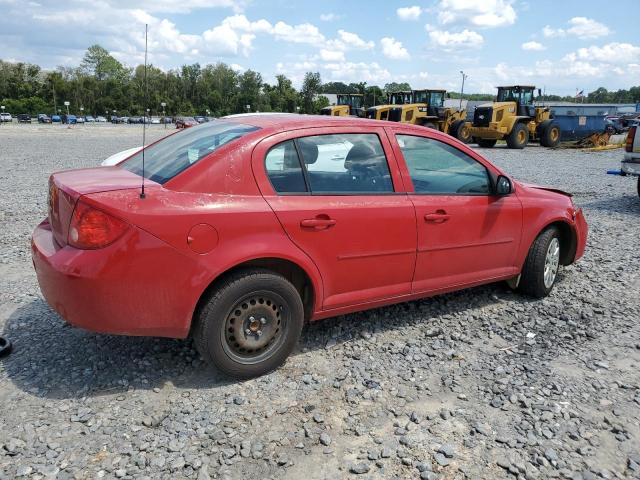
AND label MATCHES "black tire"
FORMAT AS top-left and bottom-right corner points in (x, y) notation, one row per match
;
(477, 138), (497, 148)
(506, 122), (529, 149)
(452, 120), (472, 143)
(539, 120), (561, 148)
(637, 177), (640, 198)
(517, 227), (561, 298)
(423, 122), (437, 129)
(193, 269), (304, 379)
